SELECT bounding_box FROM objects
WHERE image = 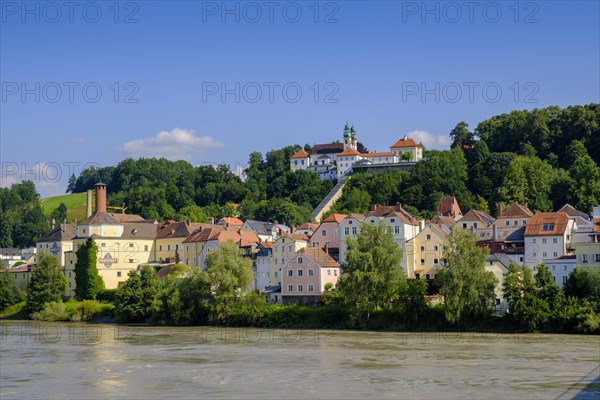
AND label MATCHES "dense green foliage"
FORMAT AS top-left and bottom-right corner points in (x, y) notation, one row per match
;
(505, 266), (600, 333)
(0, 181), (48, 248)
(74, 238), (104, 300)
(0, 272), (25, 312)
(337, 223), (407, 323)
(26, 254), (67, 313)
(436, 229), (497, 324)
(114, 265), (162, 323)
(31, 299), (114, 321)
